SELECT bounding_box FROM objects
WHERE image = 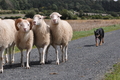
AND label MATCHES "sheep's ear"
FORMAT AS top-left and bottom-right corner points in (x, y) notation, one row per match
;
(26, 18), (33, 30)
(42, 16), (47, 19)
(50, 14), (52, 18)
(58, 14), (62, 17)
(15, 18), (22, 31)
